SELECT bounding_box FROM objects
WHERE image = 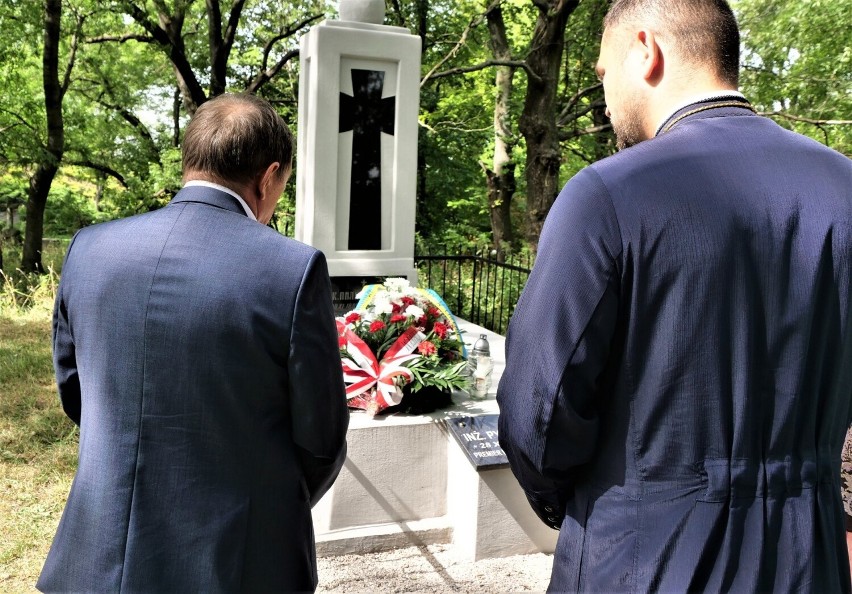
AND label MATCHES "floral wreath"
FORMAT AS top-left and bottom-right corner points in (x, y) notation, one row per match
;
(336, 278), (468, 416)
